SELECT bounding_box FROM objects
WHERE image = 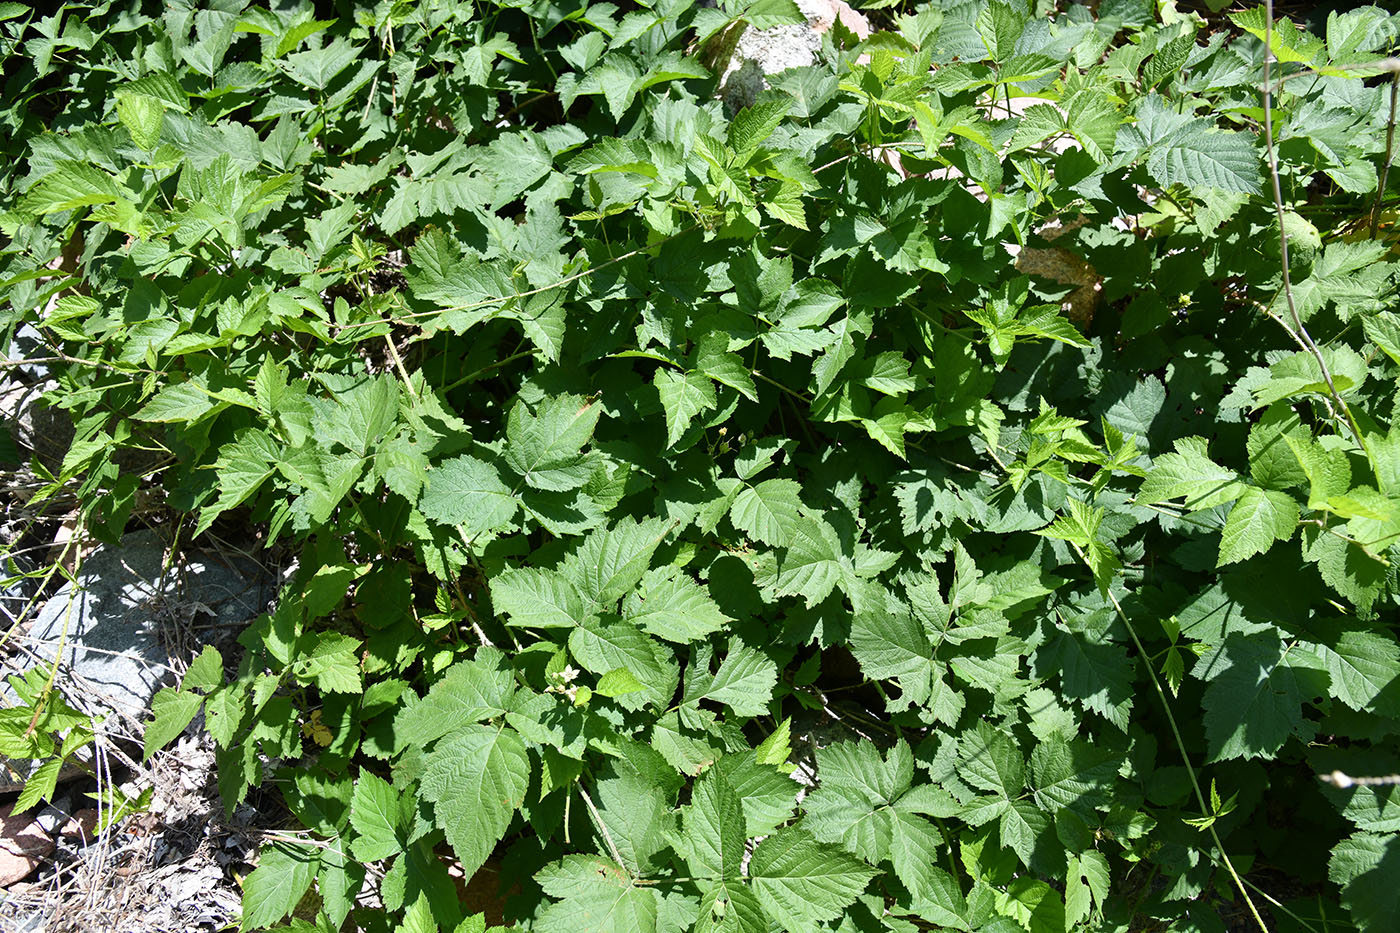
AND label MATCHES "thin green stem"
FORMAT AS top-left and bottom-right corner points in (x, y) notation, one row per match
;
(1260, 0), (1368, 459)
(441, 346), (531, 394)
(1089, 563), (1268, 933)
(1371, 72), (1399, 239)
(339, 227), (699, 332)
